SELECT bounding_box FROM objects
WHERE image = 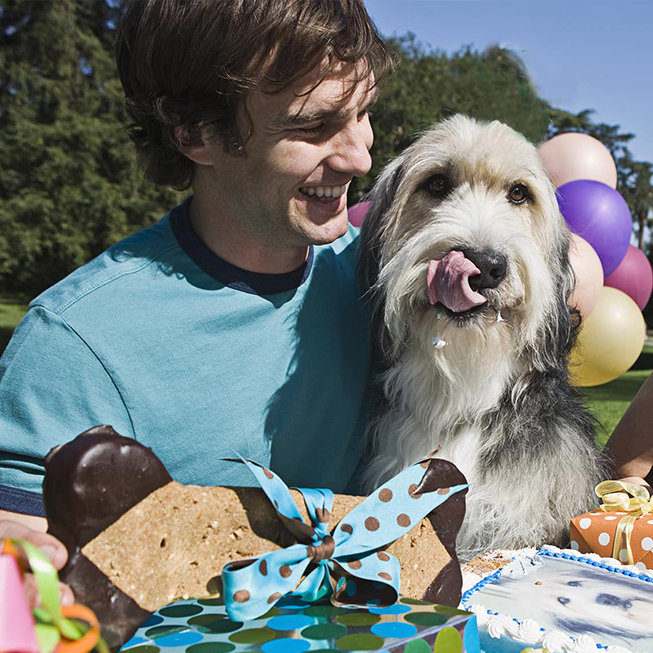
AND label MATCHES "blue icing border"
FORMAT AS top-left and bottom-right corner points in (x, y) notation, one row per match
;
(460, 568), (503, 608)
(537, 547), (653, 583)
